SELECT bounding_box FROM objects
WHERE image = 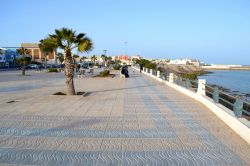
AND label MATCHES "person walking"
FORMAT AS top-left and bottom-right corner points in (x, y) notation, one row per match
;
(124, 65), (129, 78)
(139, 64), (143, 73)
